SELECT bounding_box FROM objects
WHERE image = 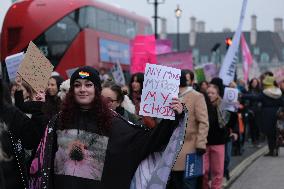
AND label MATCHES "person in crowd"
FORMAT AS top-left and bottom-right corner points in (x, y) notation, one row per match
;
(202, 79), (237, 189)
(242, 75), (283, 156)
(198, 81), (209, 94)
(99, 67), (110, 83)
(29, 66), (185, 189)
(247, 78), (262, 147)
(167, 70), (209, 189)
(13, 76), (41, 110)
(129, 72), (157, 128)
(102, 82), (139, 123)
(43, 75), (64, 119)
(129, 72), (144, 114)
(259, 71), (274, 89)
(223, 82), (239, 181)
(0, 78), (40, 189)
